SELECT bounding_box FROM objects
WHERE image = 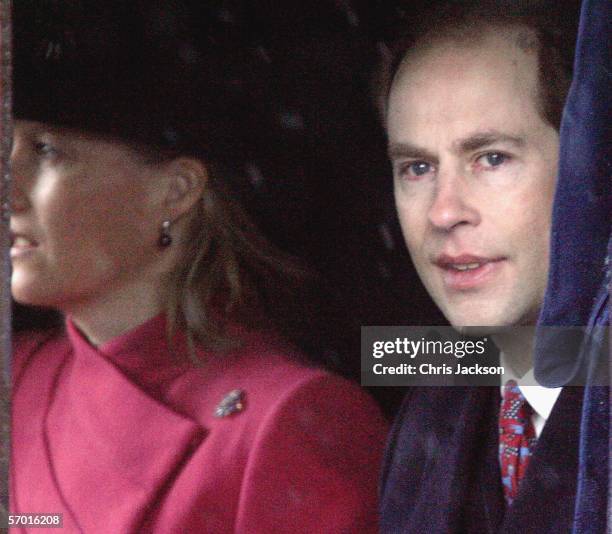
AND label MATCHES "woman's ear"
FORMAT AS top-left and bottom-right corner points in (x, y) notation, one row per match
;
(161, 157), (207, 219)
